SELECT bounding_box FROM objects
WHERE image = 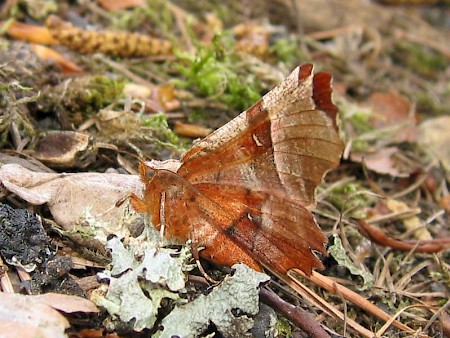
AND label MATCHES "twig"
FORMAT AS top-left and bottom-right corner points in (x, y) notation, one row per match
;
(367, 208), (422, 224)
(290, 269), (416, 334)
(98, 56), (156, 88)
(357, 219), (450, 253)
(279, 271), (376, 337)
(0, 256), (14, 293)
(260, 287), (330, 338)
(376, 304), (434, 337)
(424, 298), (450, 332)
